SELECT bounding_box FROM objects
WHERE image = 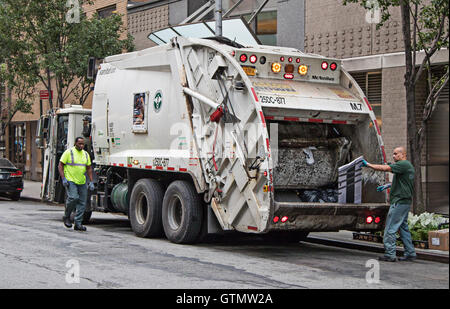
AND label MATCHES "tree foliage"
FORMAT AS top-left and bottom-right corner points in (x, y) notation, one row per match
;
(0, 0), (134, 114)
